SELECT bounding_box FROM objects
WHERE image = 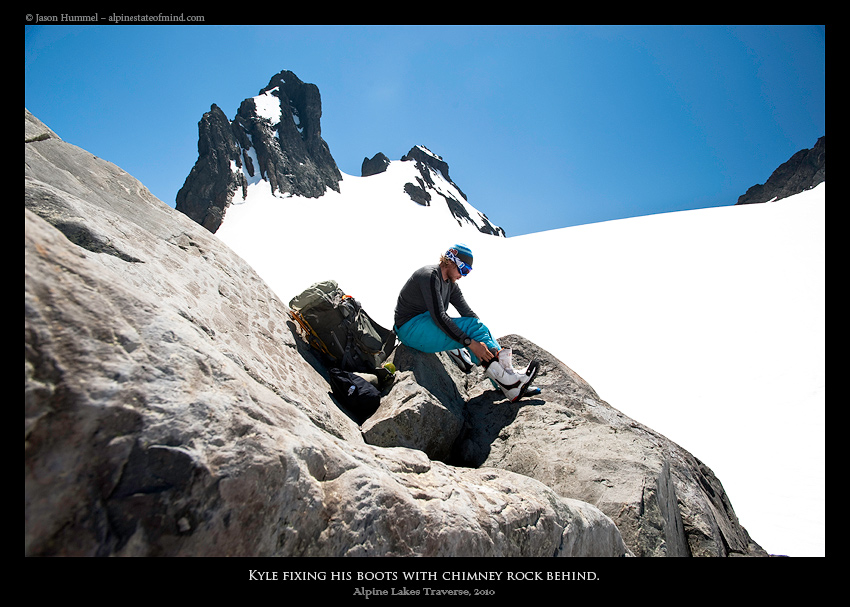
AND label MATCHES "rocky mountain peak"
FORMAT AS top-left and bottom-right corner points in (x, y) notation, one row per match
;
(363, 145), (506, 237)
(401, 145), (465, 197)
(361, 151), (391, 177)
(175, 70), (341, 233)
(176, 69), (506, 238)
(737, 136), (825, 205)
